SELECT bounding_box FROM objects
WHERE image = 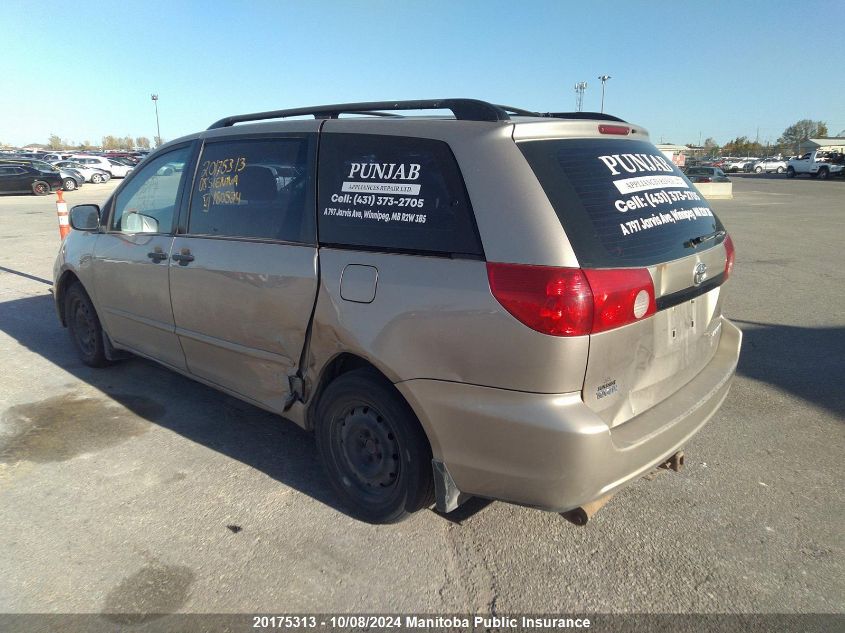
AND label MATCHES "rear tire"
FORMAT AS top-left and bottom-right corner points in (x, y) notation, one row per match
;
(776, 166), (785, 174)
(91, 173), (104, 184)
(65, 283), (110, 368)
(786, 166), (796, 178)
(32, 181), (49, 195)
(755, 166), (763, 173)
(315, 369), (434, 523)
(62, 177), (77, 191)
(818, 168), (829, 180)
